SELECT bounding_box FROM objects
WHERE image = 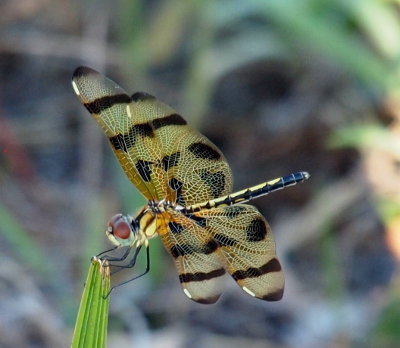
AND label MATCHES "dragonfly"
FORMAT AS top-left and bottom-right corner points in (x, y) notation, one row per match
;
(72, 66), (309, 304)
